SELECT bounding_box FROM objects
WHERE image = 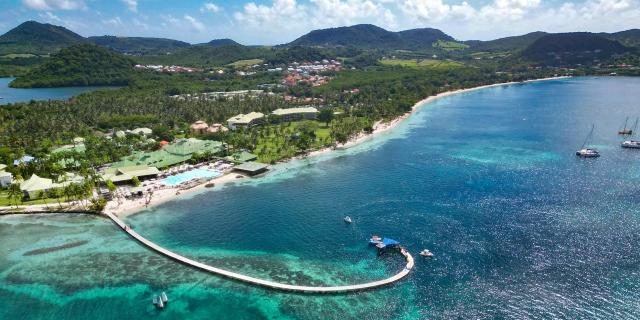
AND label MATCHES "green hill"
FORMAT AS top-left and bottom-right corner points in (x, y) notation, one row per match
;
(603, 29), (640, 48)
(284, 24), (454, 50)
(10, 44), (135, 88)
(521, 32), (629, 66)
(466, 32), (548, 53)
(203, 39), (241, 47)
(135, 44), (273, 67)
(0, 21), (86, 55)
(88, 36), (190, 55)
